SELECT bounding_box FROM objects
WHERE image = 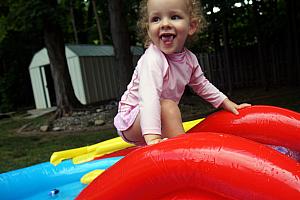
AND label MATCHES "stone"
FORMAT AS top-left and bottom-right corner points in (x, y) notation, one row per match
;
(94, 119), (105, 126)
(96, 108), (104, 113)
(40, 125), (49, 132)
(52, 127), (62, 131)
